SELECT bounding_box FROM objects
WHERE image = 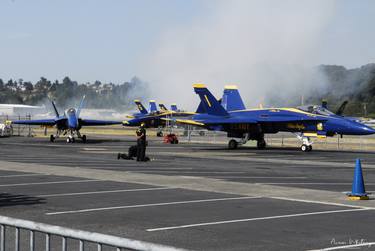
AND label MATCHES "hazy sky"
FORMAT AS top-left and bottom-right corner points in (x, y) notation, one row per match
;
(0, 0), (208, 83)
(1, 0), (375, 106)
